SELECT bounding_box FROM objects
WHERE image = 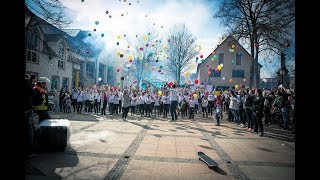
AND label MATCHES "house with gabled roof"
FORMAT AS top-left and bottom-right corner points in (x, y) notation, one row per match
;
(196, 35), (262, 89)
